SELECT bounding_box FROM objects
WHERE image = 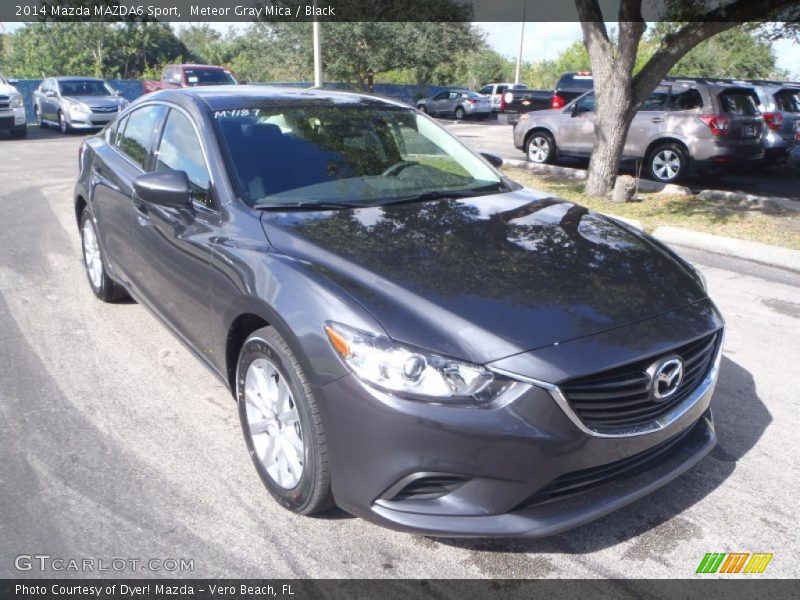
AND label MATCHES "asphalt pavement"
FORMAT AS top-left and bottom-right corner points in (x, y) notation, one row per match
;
(1, 128), (798, 579)
(441, 116), (800, 199)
